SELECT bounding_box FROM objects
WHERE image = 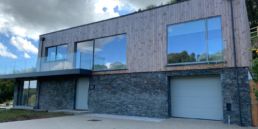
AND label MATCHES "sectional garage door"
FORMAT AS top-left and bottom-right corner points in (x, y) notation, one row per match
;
(170, 77), (223, 120)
